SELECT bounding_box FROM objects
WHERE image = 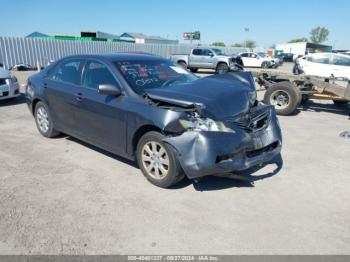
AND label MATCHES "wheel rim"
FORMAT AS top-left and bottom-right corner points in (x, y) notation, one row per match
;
(218, 65), (228, 74)
(36, 106), (50, 133)
(141, 141), (169, 180)
(270, 90), (290, 110)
